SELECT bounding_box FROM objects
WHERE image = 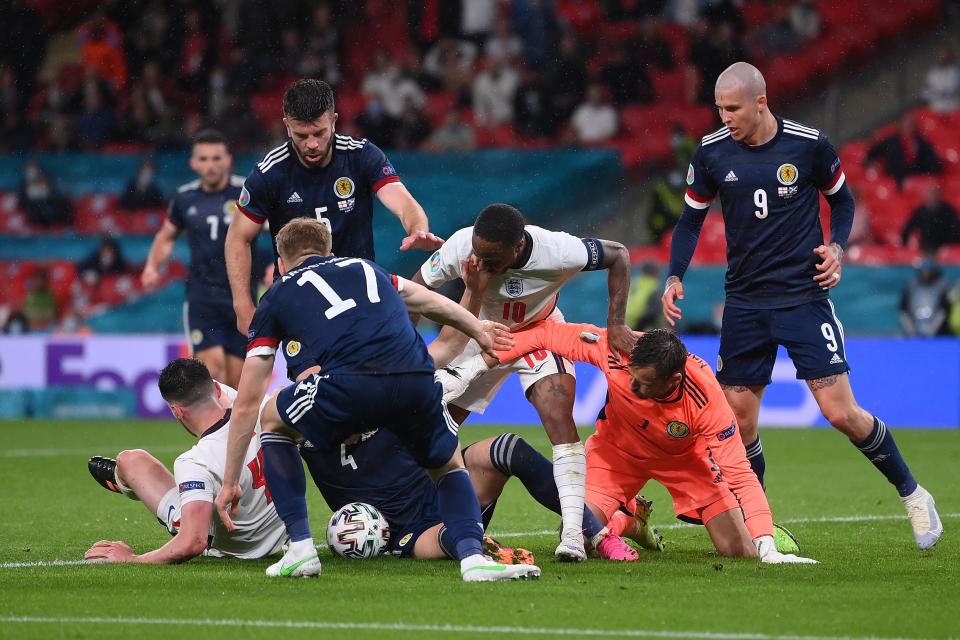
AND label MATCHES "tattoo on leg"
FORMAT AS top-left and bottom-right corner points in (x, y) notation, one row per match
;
(807, 375), (839, 391)
(720, 384), (749, 393)
(546, 377), (570, 398)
